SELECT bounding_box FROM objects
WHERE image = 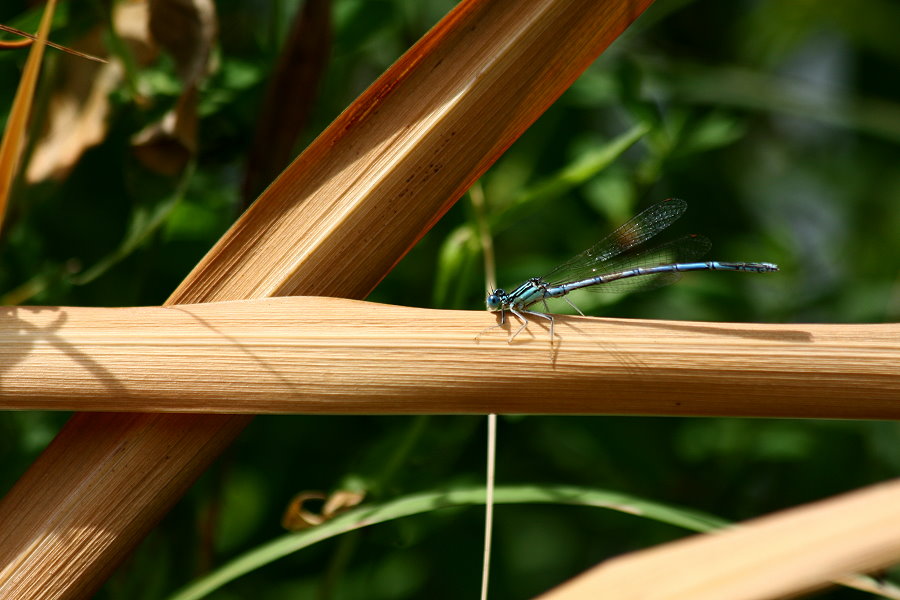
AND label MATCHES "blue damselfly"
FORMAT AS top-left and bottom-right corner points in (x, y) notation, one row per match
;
(485, 198), (778, 342)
